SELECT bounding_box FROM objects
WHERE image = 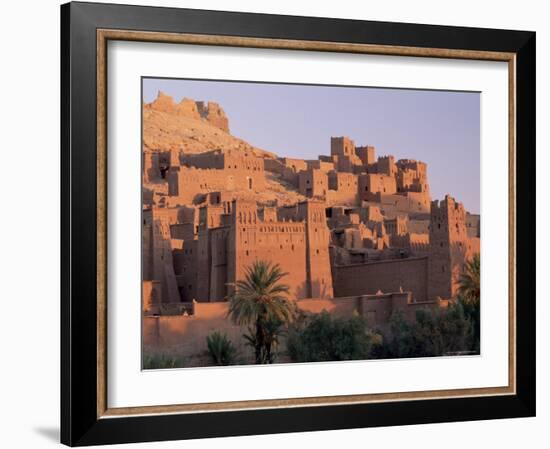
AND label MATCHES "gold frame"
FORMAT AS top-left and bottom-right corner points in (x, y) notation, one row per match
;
(96, 29), (516, 419)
